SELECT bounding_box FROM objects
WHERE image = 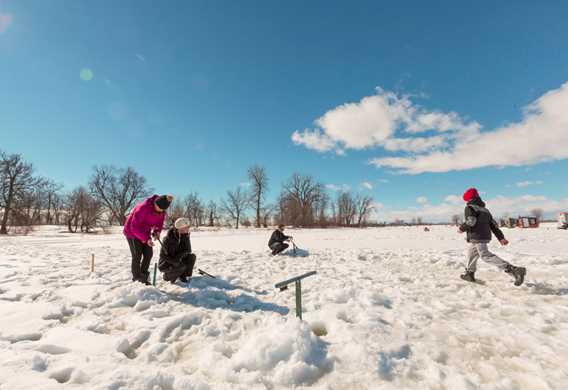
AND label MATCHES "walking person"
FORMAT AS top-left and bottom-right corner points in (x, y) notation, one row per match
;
(124, 194), (173, 285)
(158, 217), (197, 284)
(268, 224), (292, 256)
(458, 188), (526, 286)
